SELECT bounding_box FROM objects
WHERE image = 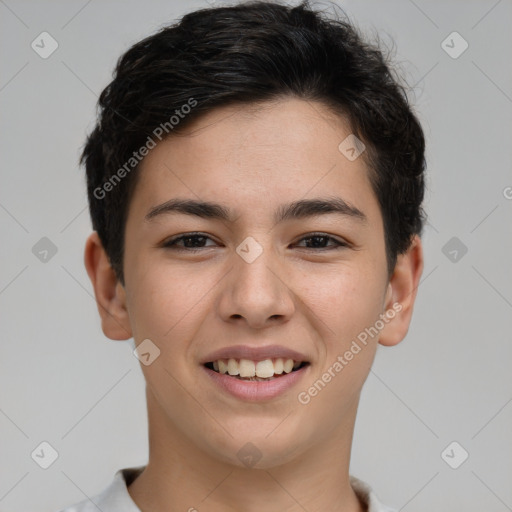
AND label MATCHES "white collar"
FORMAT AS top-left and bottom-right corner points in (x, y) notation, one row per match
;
(60, 466), (397, 512)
